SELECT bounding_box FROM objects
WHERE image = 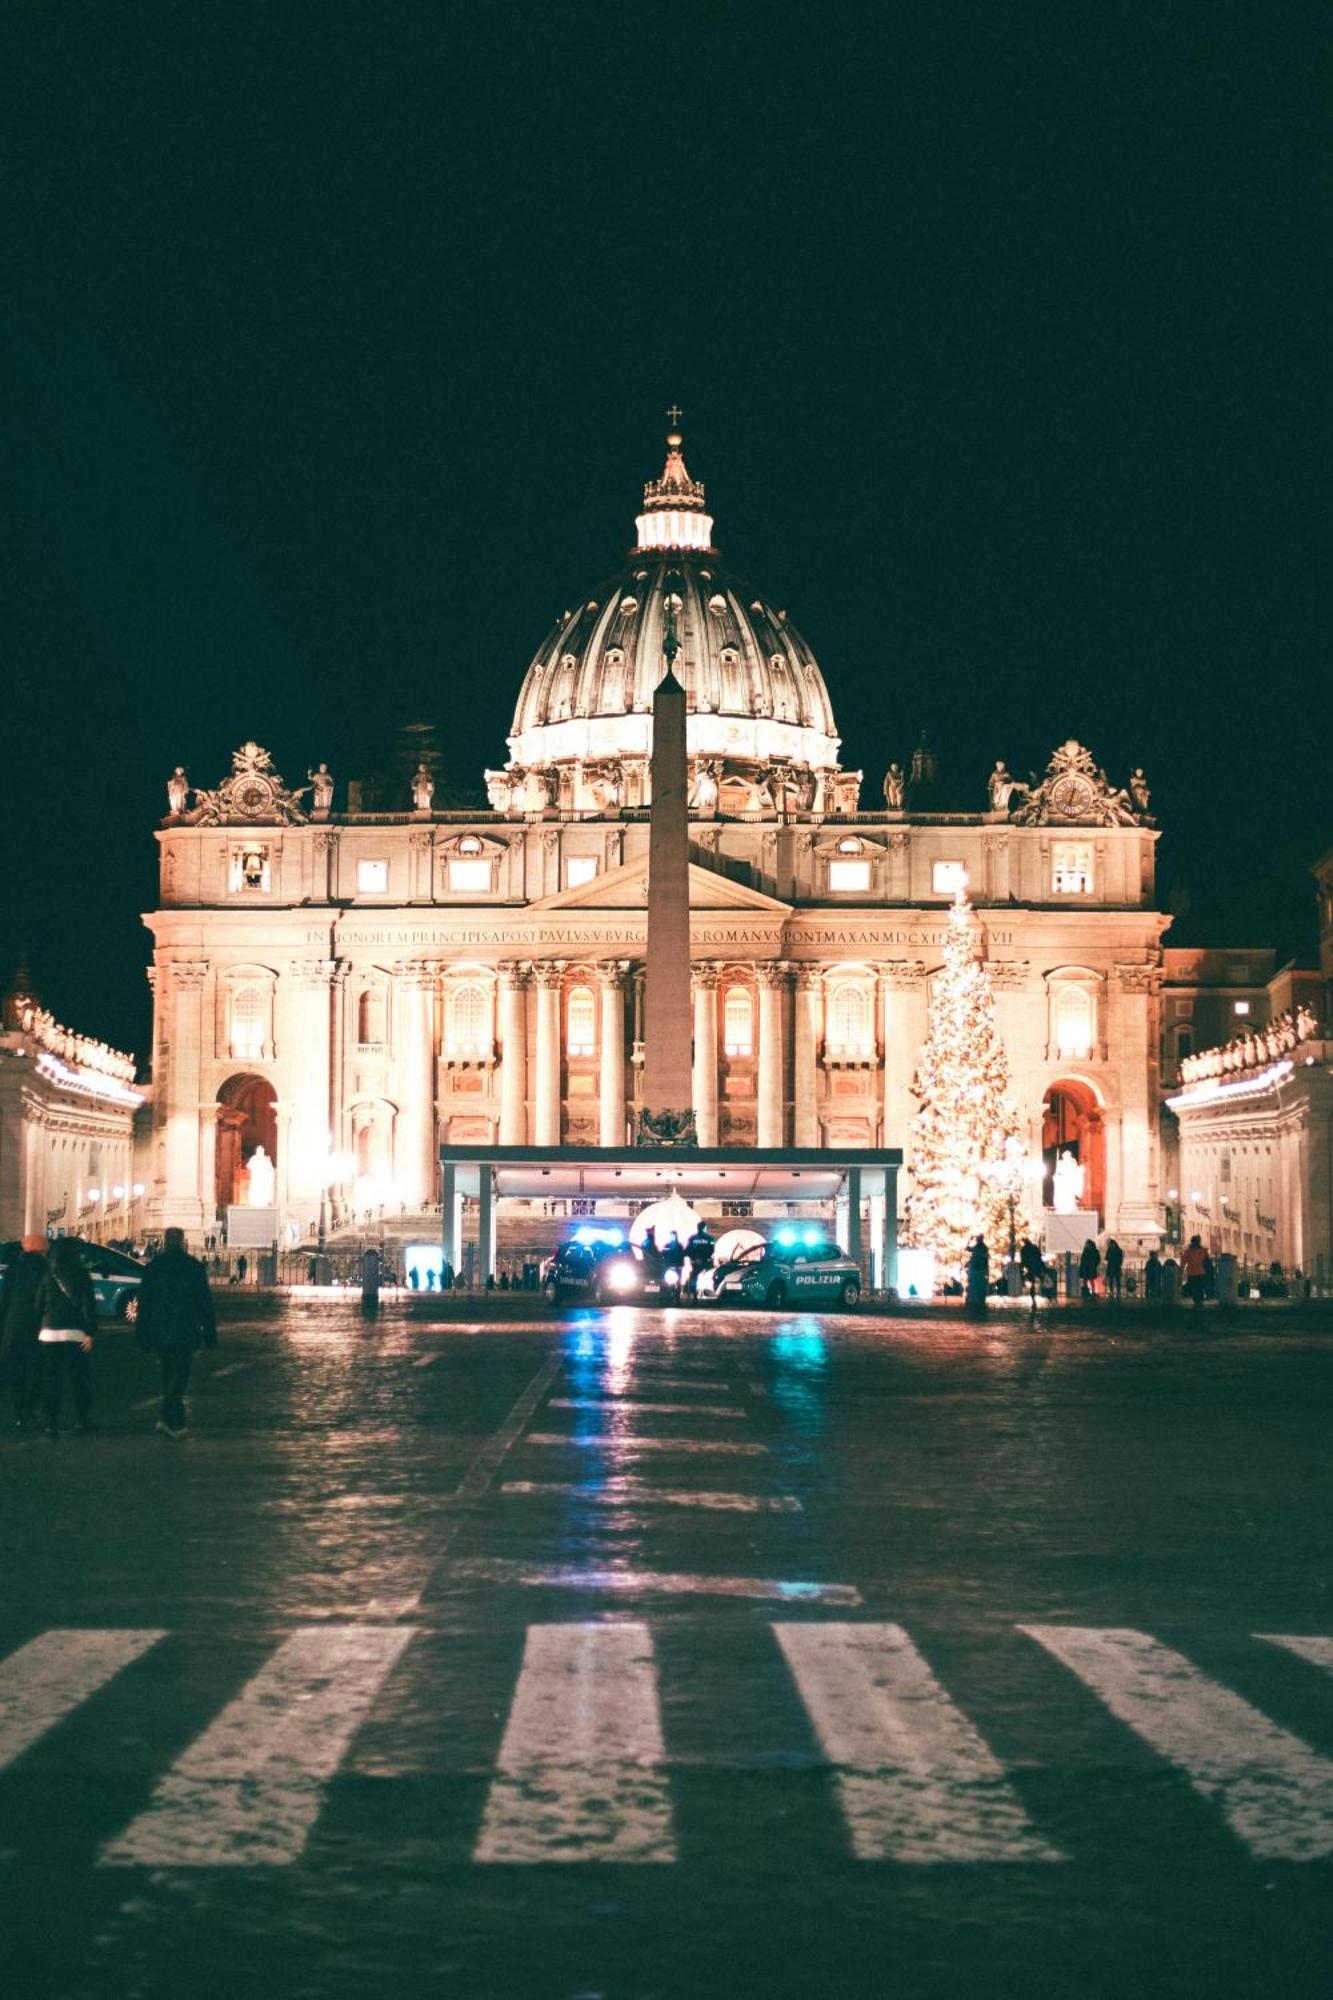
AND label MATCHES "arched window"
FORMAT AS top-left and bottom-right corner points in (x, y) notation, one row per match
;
(230, 985), (266, 1059)
(1054, 984), (1095, 1058)
(567, 985), (597, 1057)
(723, 986), (753, 1057)
(827, 983), (872, 1055)
(356, 988), (386, 1048)
(446, 983), (490, 1059)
